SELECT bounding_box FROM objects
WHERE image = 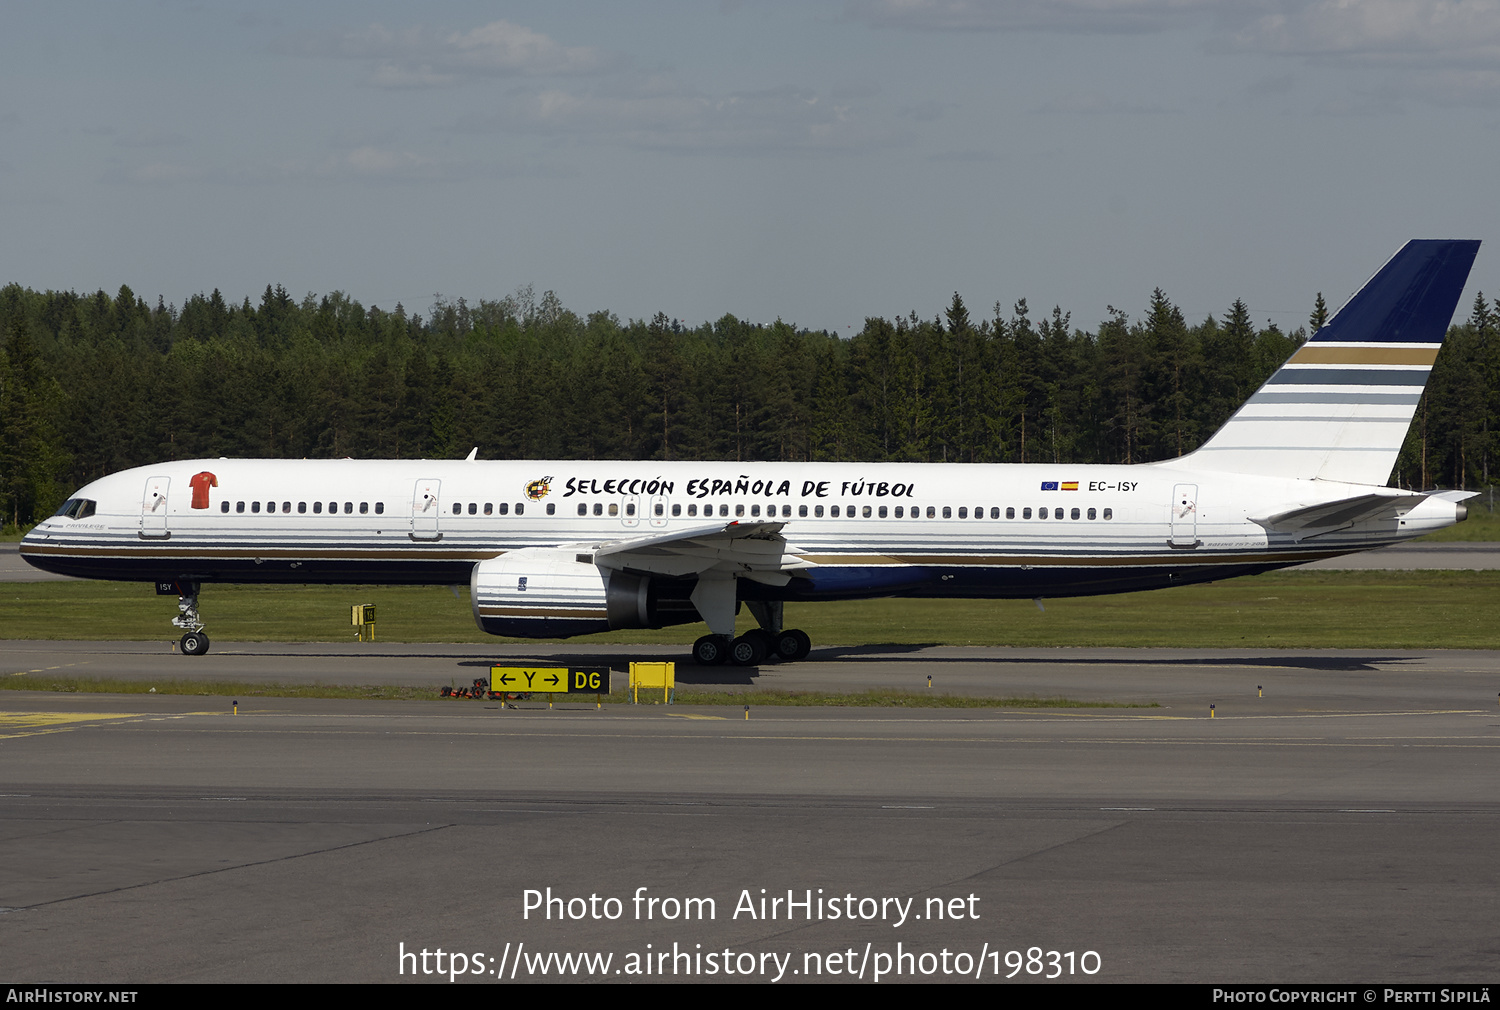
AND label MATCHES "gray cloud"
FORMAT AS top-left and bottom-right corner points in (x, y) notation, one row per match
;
(847, 0), (1500, 64)
(1225, 1), (1500, 64)
(288, 19), (619, 88)
(1032, 90), (1176, 113)
(844, 0), (1217, 34)
(464, 79), (904, 154)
